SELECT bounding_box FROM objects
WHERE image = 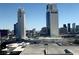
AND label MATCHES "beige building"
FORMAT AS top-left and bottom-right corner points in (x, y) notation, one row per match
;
(46, 4), (59, 37)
